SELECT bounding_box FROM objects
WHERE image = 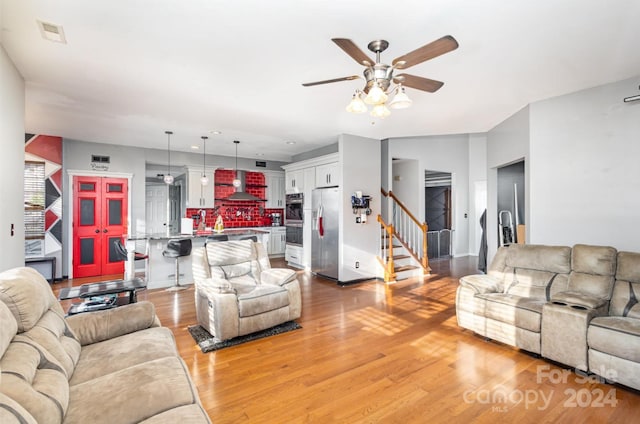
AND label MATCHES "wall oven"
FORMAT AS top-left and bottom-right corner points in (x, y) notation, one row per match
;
(286, 223), (303, 246)
(285, 193), (304, 223)
(285, 193), (304, 246)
